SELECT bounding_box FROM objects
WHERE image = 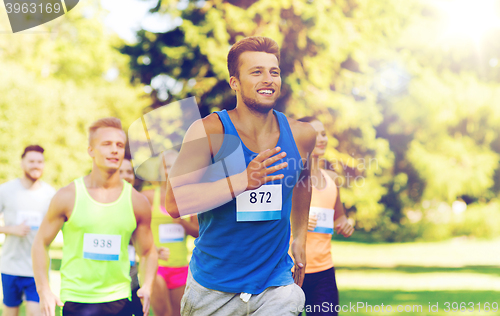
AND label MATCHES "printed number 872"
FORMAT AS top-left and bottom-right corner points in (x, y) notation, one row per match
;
(249, 192), (272, 204)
